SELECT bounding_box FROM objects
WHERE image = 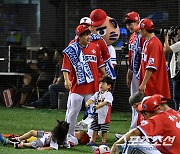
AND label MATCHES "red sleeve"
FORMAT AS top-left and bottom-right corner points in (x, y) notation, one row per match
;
(96, 45), (105, 68)
(61, 54), (72, 72)
(137, 115), (163, 137)
(146, 40), (162, 70)
(94, 39), (110, 61)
